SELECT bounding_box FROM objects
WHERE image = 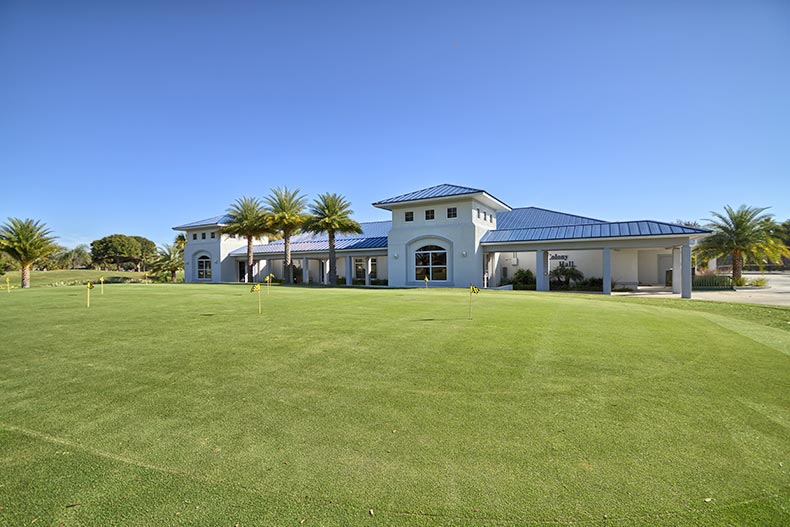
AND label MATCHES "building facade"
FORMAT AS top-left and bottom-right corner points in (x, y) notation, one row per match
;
(173, 184), (710, 298)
